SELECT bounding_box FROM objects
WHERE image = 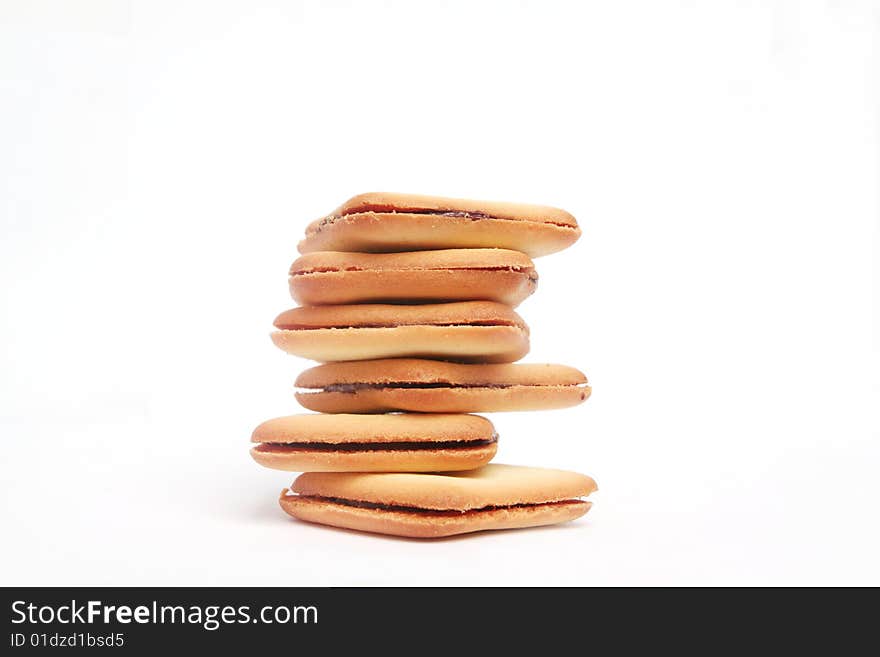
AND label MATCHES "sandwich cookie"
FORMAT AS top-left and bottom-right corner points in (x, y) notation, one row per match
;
(288, 249), (536, 307)
(271, 301), (529, 363)
(298, 192), (580, 258)
(280, 464), (597, 538)
(295, 358), (590, 413)
(251, 413), (497, 473)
